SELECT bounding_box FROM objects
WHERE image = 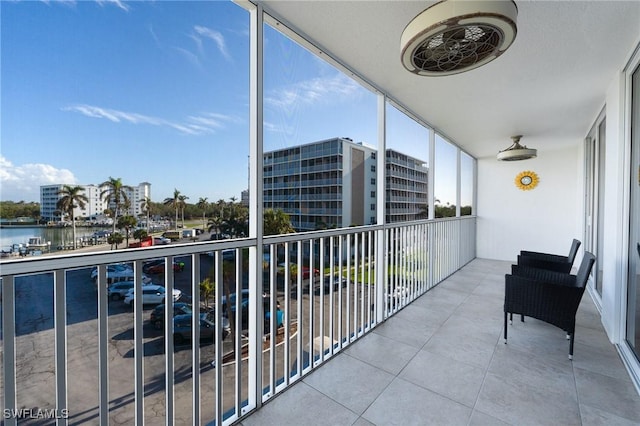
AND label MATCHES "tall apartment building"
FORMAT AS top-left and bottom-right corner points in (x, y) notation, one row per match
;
(385, 149), (429, 222)
(121, 182), (151, 217)
(263, 137), (428, 231)
(40, 182), (151, 223)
